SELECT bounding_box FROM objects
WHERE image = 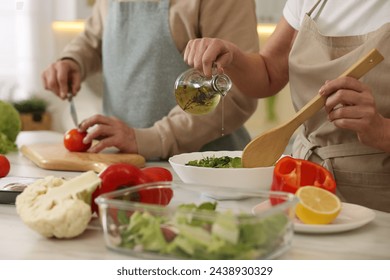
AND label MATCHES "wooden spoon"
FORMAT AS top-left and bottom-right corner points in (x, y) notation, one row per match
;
(242, 48), (384, 168)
